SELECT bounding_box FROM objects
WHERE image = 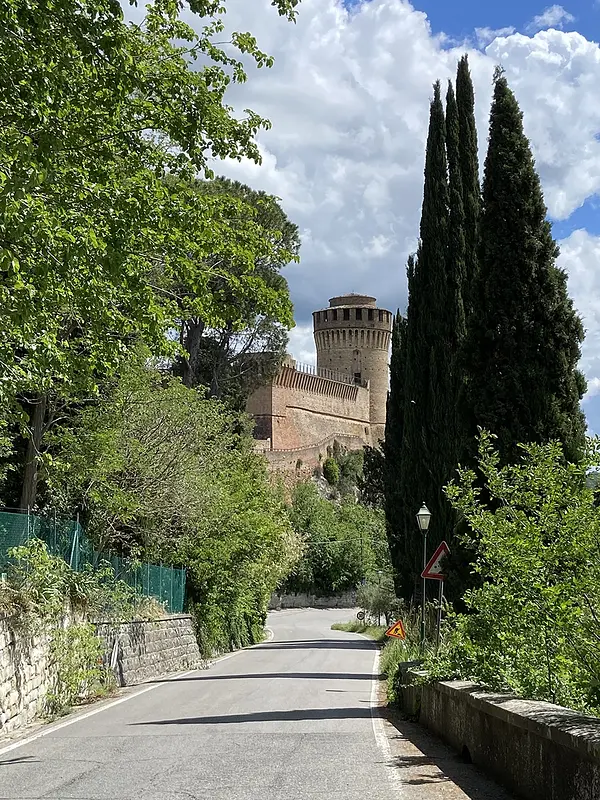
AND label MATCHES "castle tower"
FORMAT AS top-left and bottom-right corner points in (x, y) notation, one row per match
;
(313, 294), (393, 443)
